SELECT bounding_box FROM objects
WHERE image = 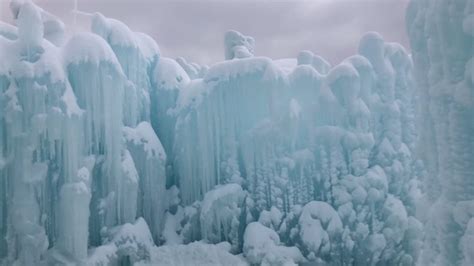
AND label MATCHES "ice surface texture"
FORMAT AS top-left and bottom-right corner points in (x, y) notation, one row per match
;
(0, 0), (470, 265)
